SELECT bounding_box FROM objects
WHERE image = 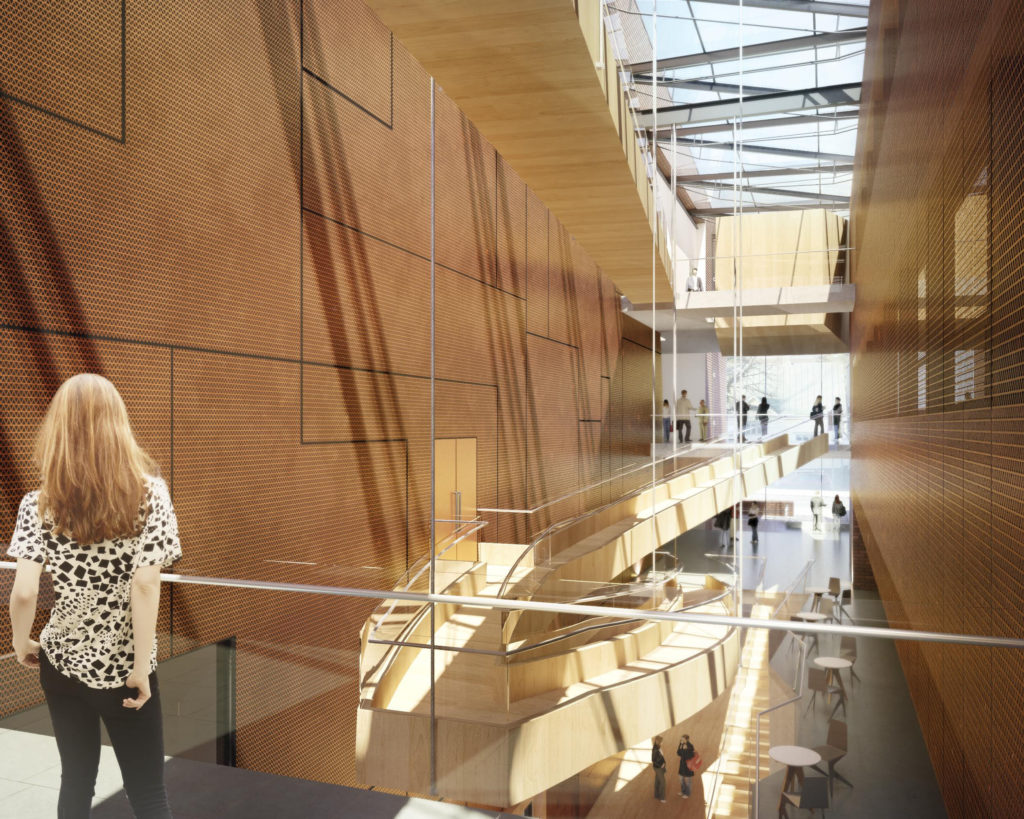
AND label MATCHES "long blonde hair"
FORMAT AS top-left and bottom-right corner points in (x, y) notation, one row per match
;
(36, 374), (156, 544)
